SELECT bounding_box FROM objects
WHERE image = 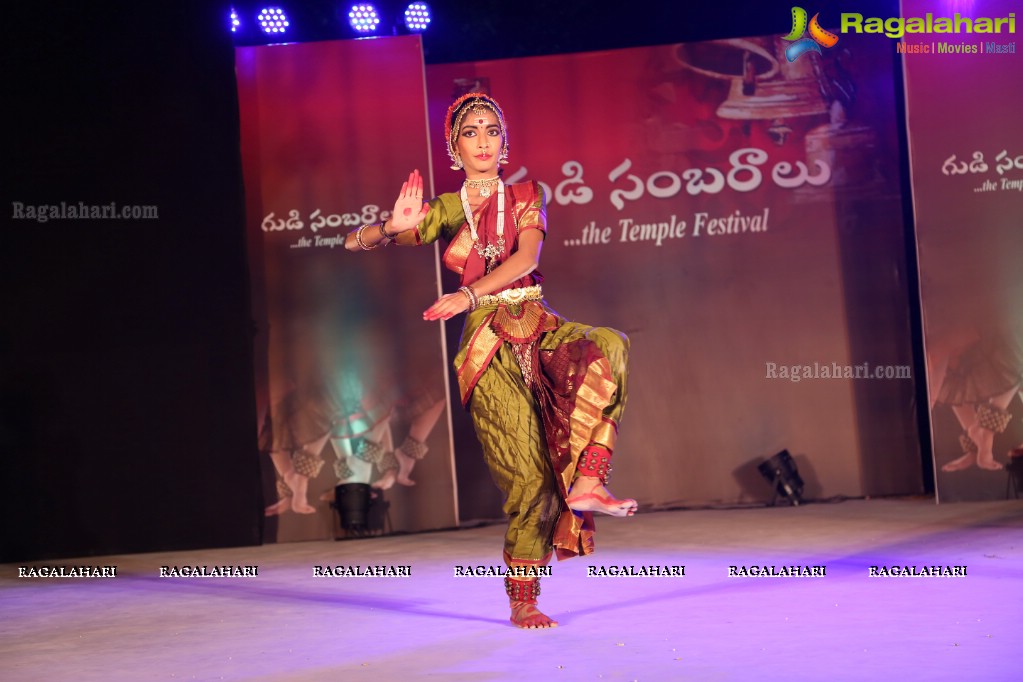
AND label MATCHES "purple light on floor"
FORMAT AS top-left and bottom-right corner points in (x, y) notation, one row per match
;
(403, 3), (431, 32)
(348, 4), (381, 34)
(257, 7), (290, 35)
